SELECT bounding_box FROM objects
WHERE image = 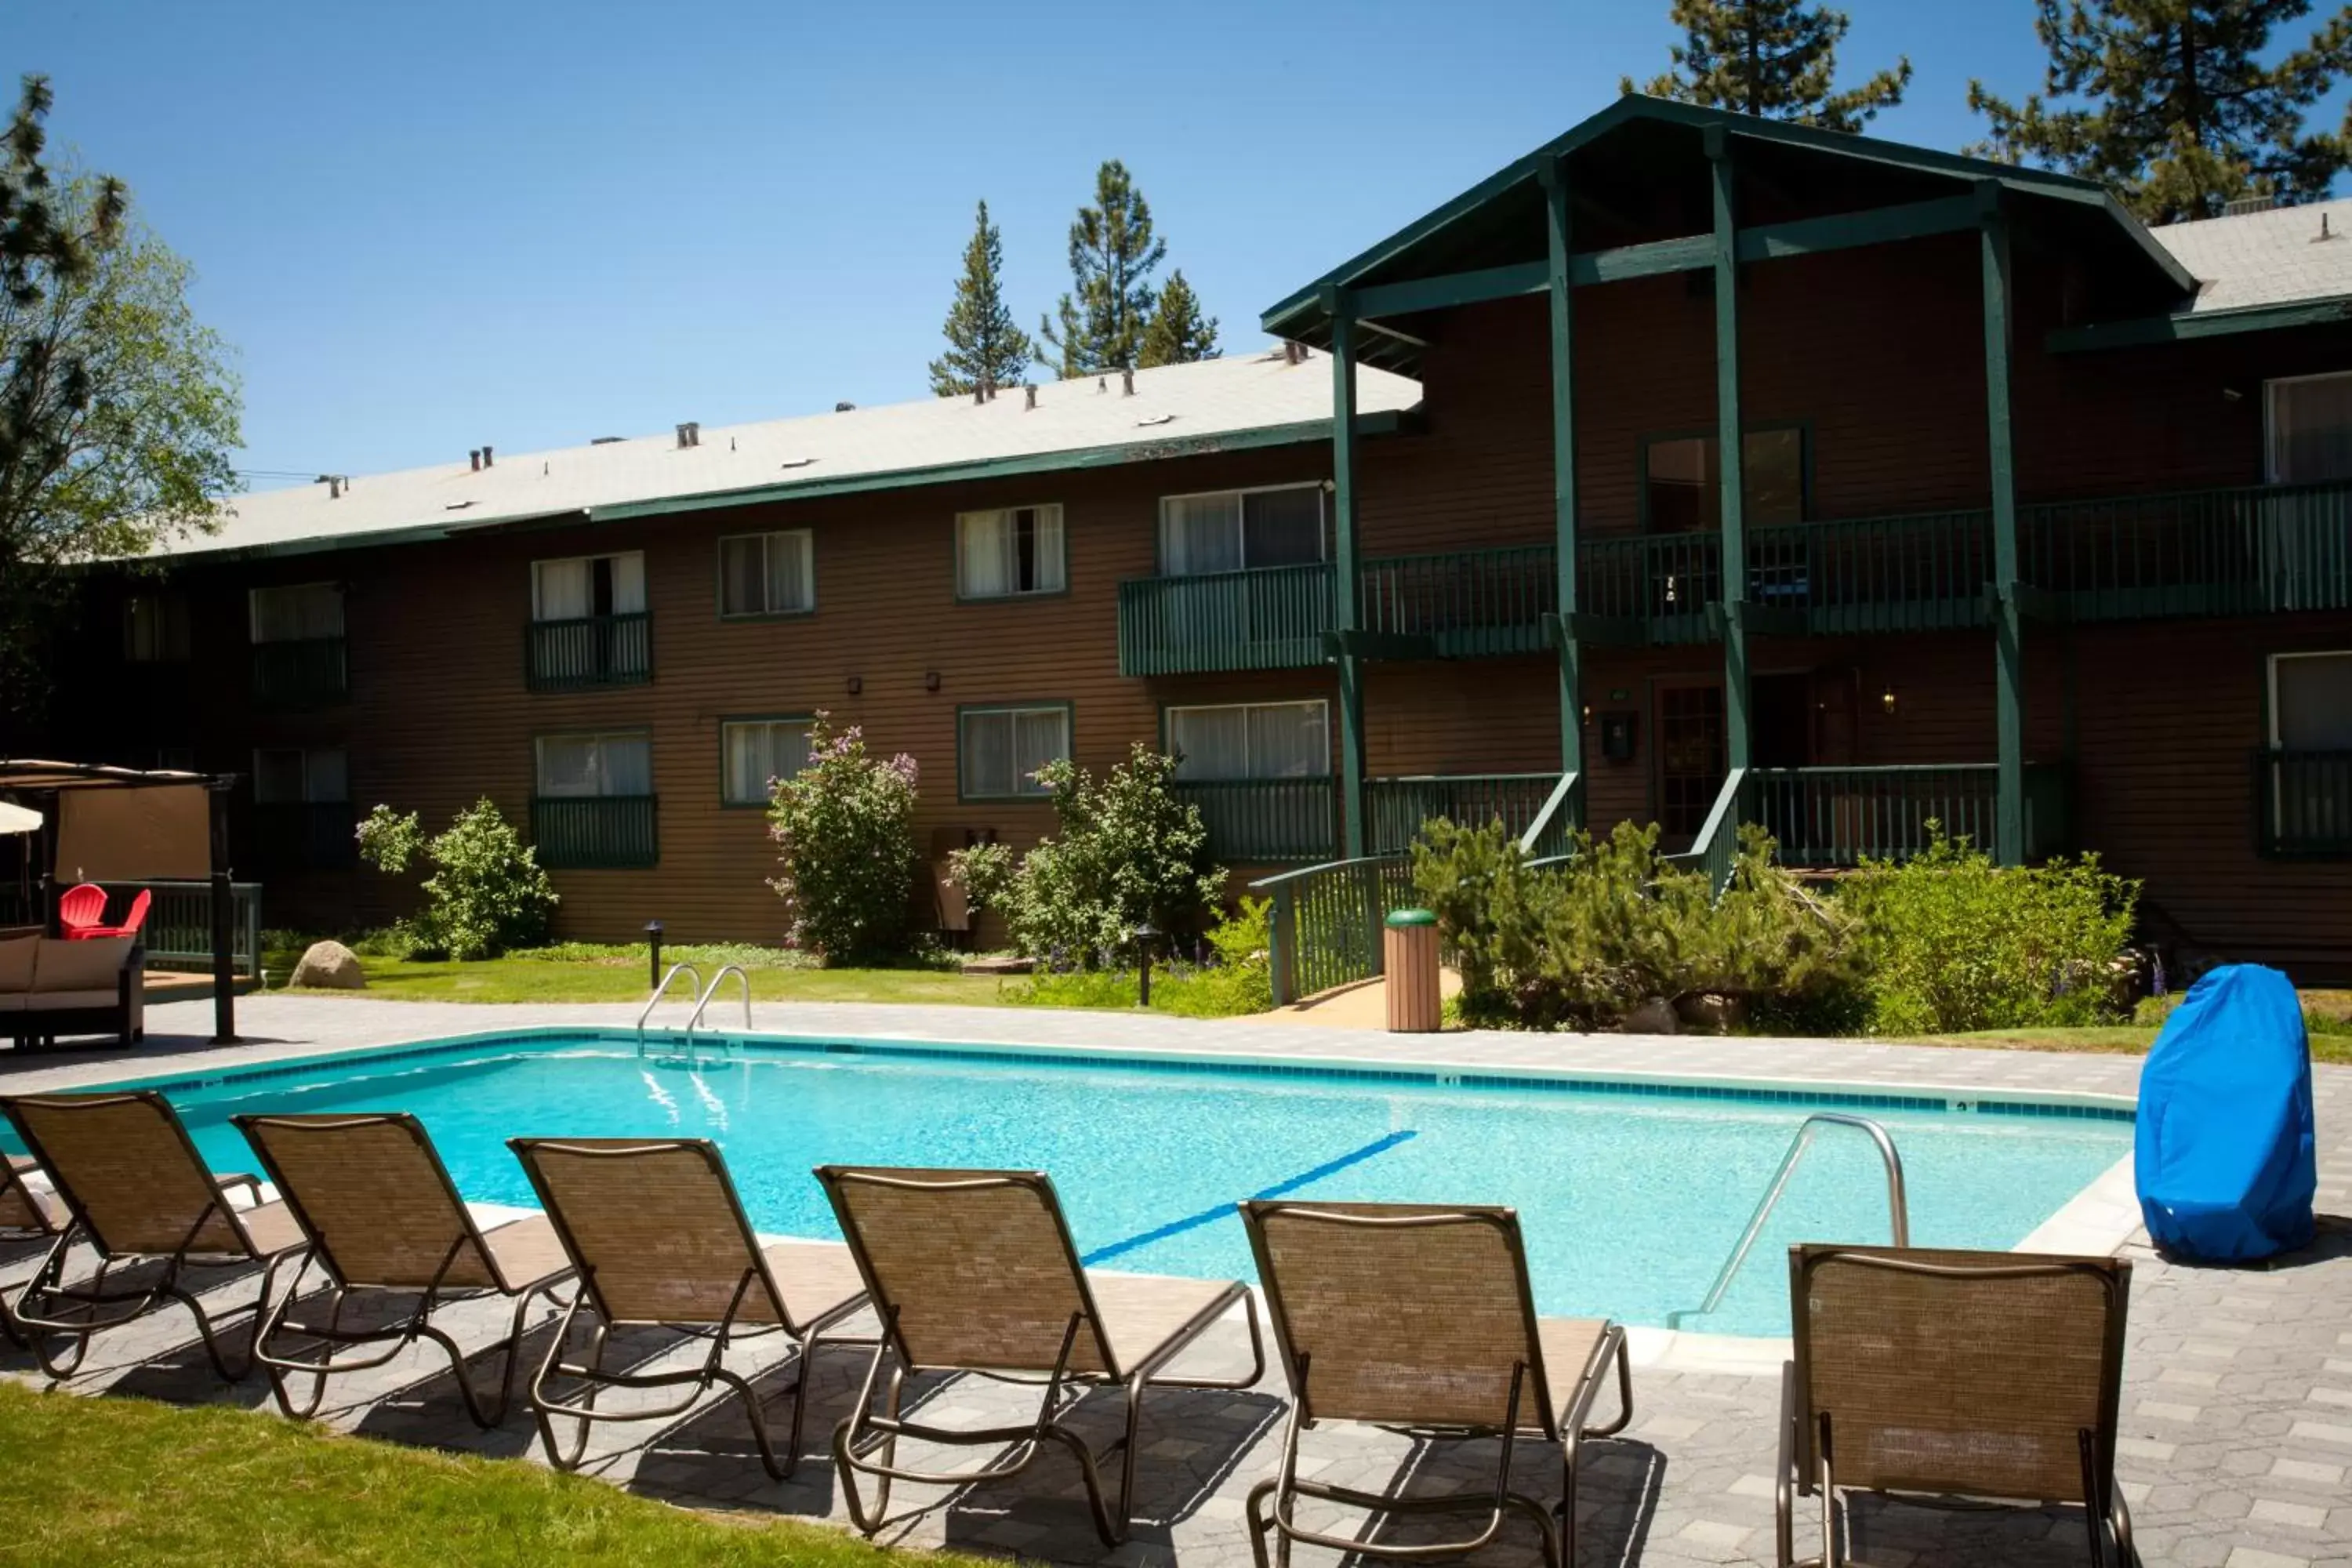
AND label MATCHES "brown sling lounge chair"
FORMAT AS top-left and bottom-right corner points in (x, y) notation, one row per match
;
(231, 1112), (578, 1424)
(1, 1152), (67, 1347)
(1, 1091), (309, 1381)
(1779, 1244), (2134, 1568)
(508, 1136), (869, 1476)
(815, 1164), (1266, 1546)
(1239, 1200), (1634, 1568)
